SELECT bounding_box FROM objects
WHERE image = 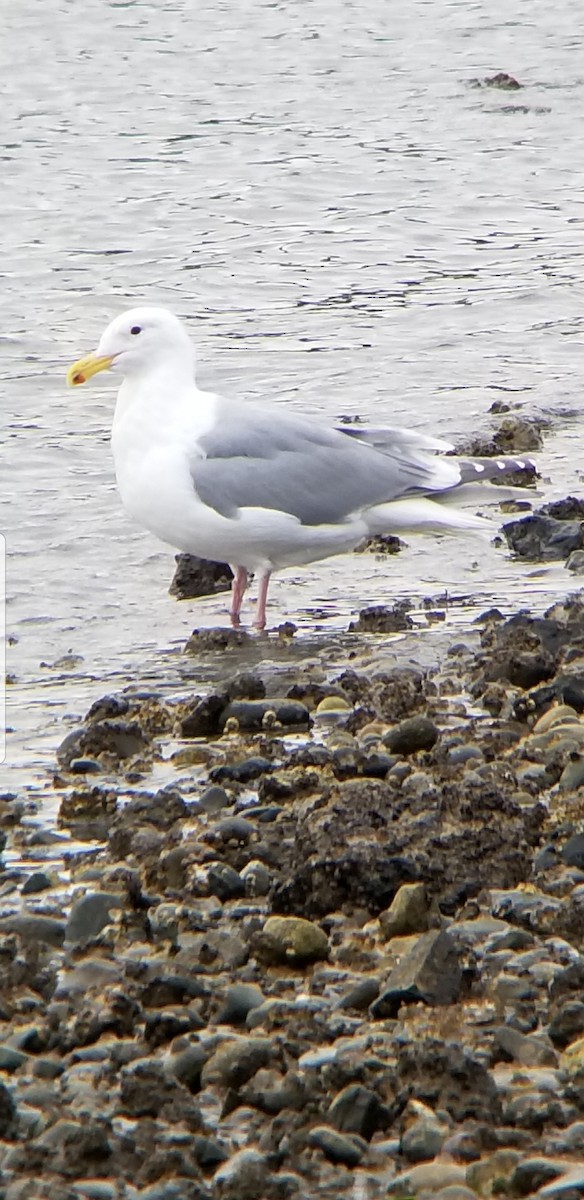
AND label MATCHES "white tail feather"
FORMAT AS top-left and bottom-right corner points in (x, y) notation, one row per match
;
(366, 497), (493, 536)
